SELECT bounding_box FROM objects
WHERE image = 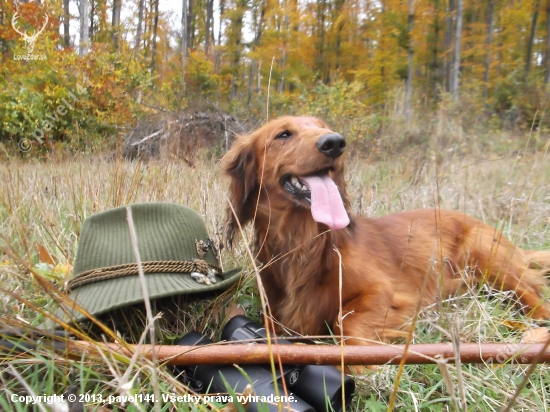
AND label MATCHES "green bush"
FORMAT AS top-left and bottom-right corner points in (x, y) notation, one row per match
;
(1, 42), (152, 153)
